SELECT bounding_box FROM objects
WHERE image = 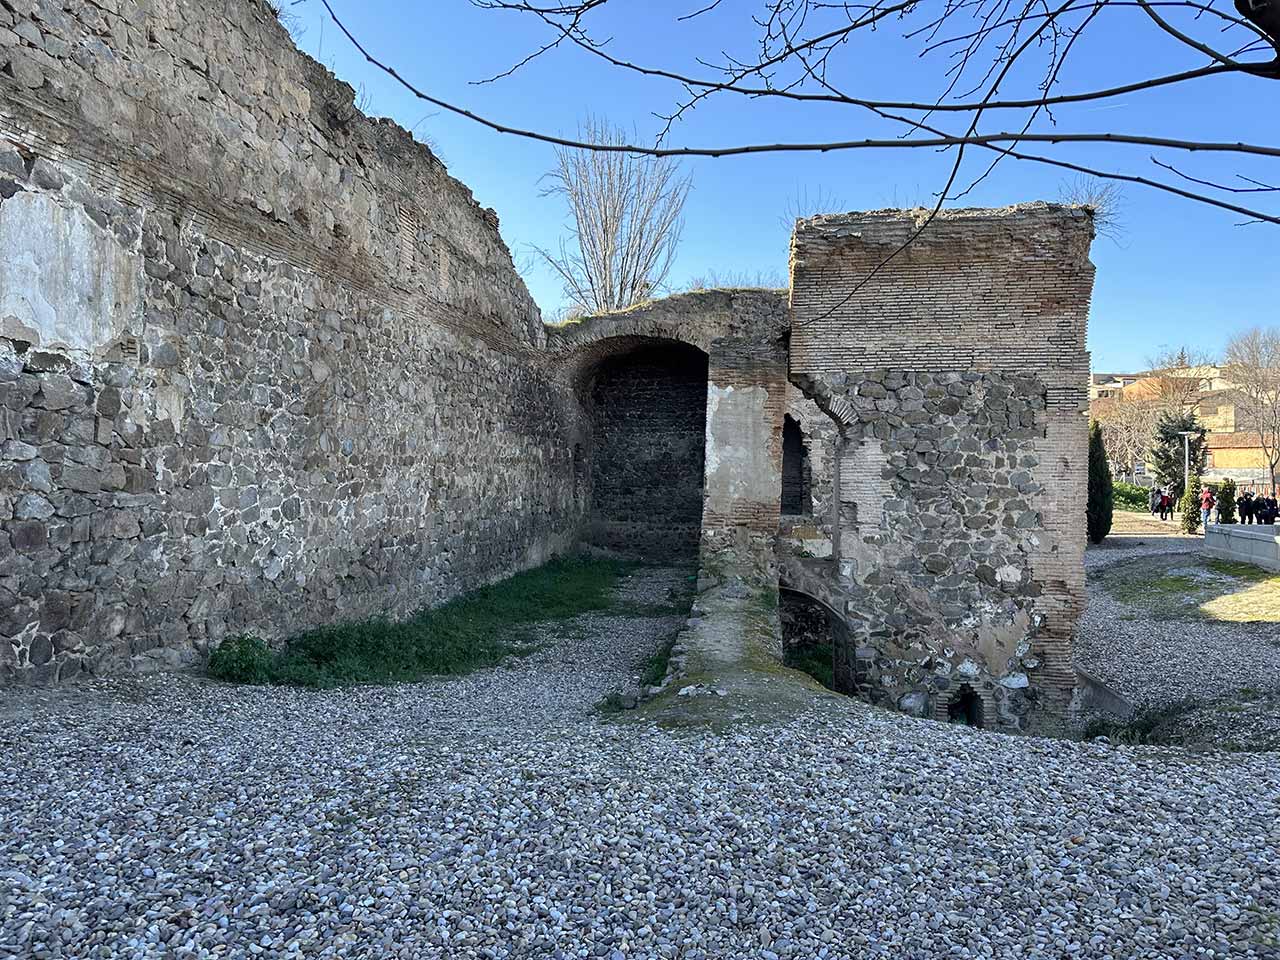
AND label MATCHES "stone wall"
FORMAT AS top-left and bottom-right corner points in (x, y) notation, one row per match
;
(0, 2), (1094, 711)
(789, 205), (1094, 731)
(588, 342), (708, 560)
(543, 290), (790, 568)
(0, 0), (581, 683)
